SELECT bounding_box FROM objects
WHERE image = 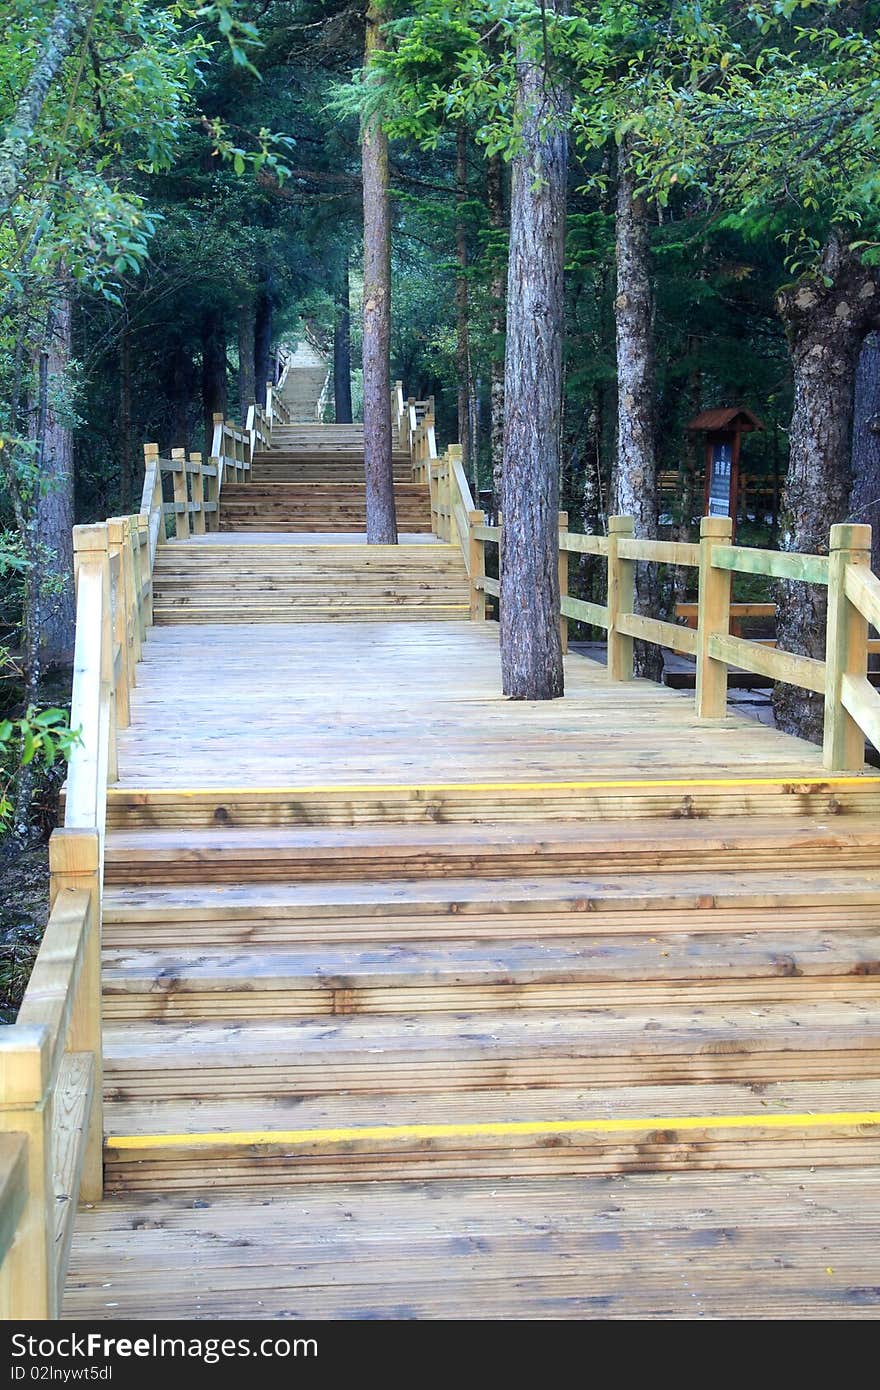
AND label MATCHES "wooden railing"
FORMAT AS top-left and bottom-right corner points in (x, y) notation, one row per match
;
(393, 380), (880, 771)
(0, 389), (276, 1317)
(0, 510), (152, 1316)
